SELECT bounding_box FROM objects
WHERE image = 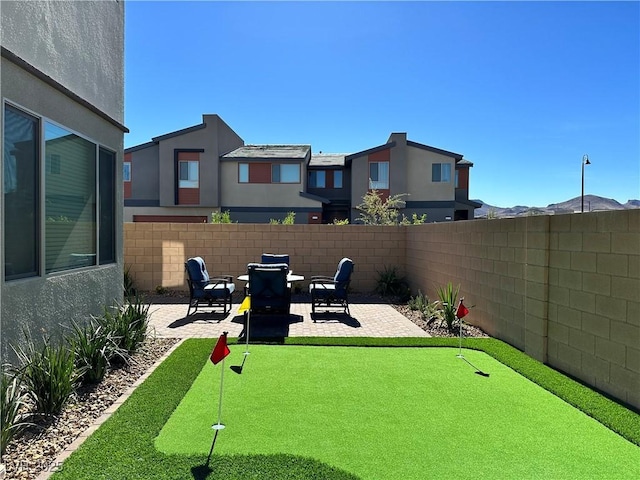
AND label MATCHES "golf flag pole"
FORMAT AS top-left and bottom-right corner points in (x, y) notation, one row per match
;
(210, 331), (230, 430)
(456, 298), (469, 358)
